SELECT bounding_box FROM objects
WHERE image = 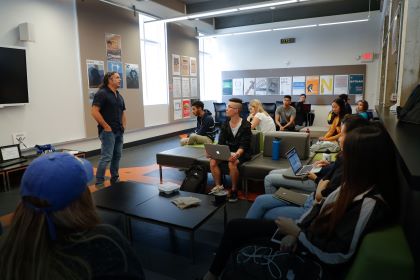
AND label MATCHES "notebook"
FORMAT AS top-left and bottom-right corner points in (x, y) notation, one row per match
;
(273, 187), (309, 206)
